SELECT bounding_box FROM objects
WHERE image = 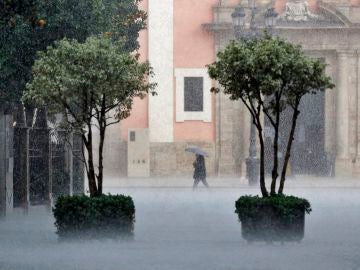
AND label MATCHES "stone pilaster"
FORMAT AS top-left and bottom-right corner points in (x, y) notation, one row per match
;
(354, 50), (360, 176)
(240, 107), (251, 178)
(214, 36), (241, 177)
(148, 0), (174, 143)
(232, 100), (245, 176)
(324, 54), (336, 156)
(335, 51), (352, 176)
(217, 92), (237, 176)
